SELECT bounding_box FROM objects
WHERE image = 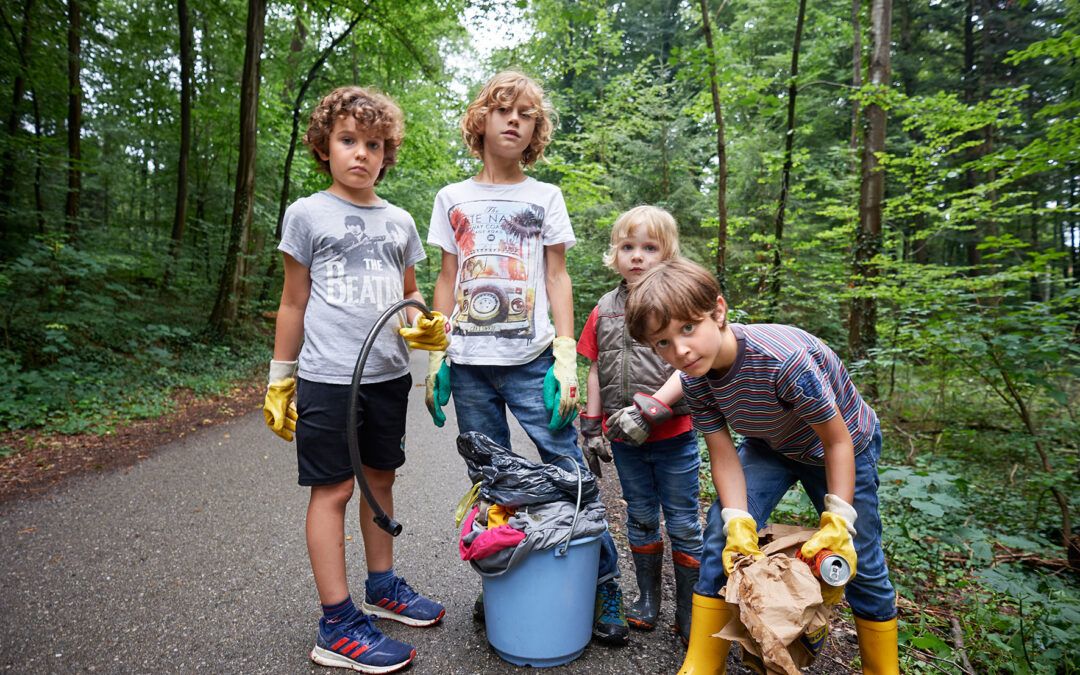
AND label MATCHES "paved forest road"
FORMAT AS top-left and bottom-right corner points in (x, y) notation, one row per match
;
(1, 349), (705, 674)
